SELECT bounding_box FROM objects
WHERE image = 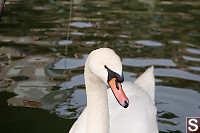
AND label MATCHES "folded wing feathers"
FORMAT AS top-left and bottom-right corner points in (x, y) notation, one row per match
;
(133, 66), (155, 104)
